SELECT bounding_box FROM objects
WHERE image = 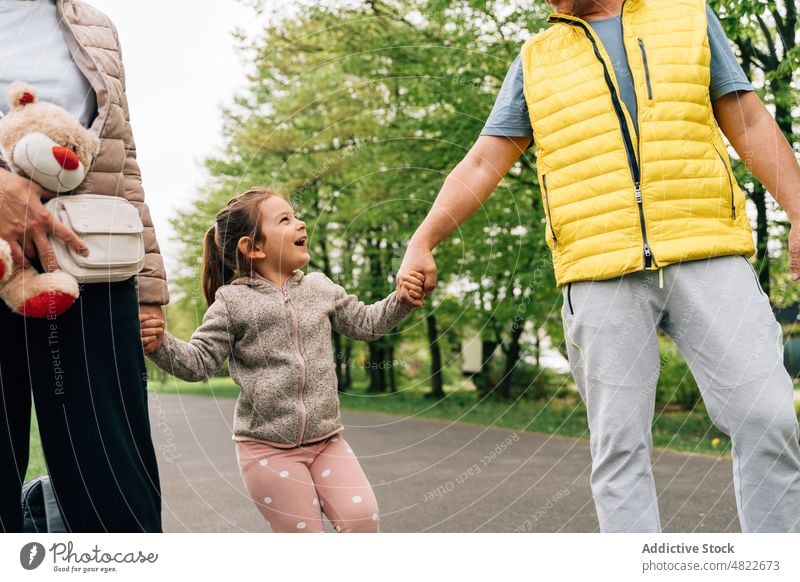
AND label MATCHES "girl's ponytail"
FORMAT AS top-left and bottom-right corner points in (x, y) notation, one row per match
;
(201, 225), (234, 306)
